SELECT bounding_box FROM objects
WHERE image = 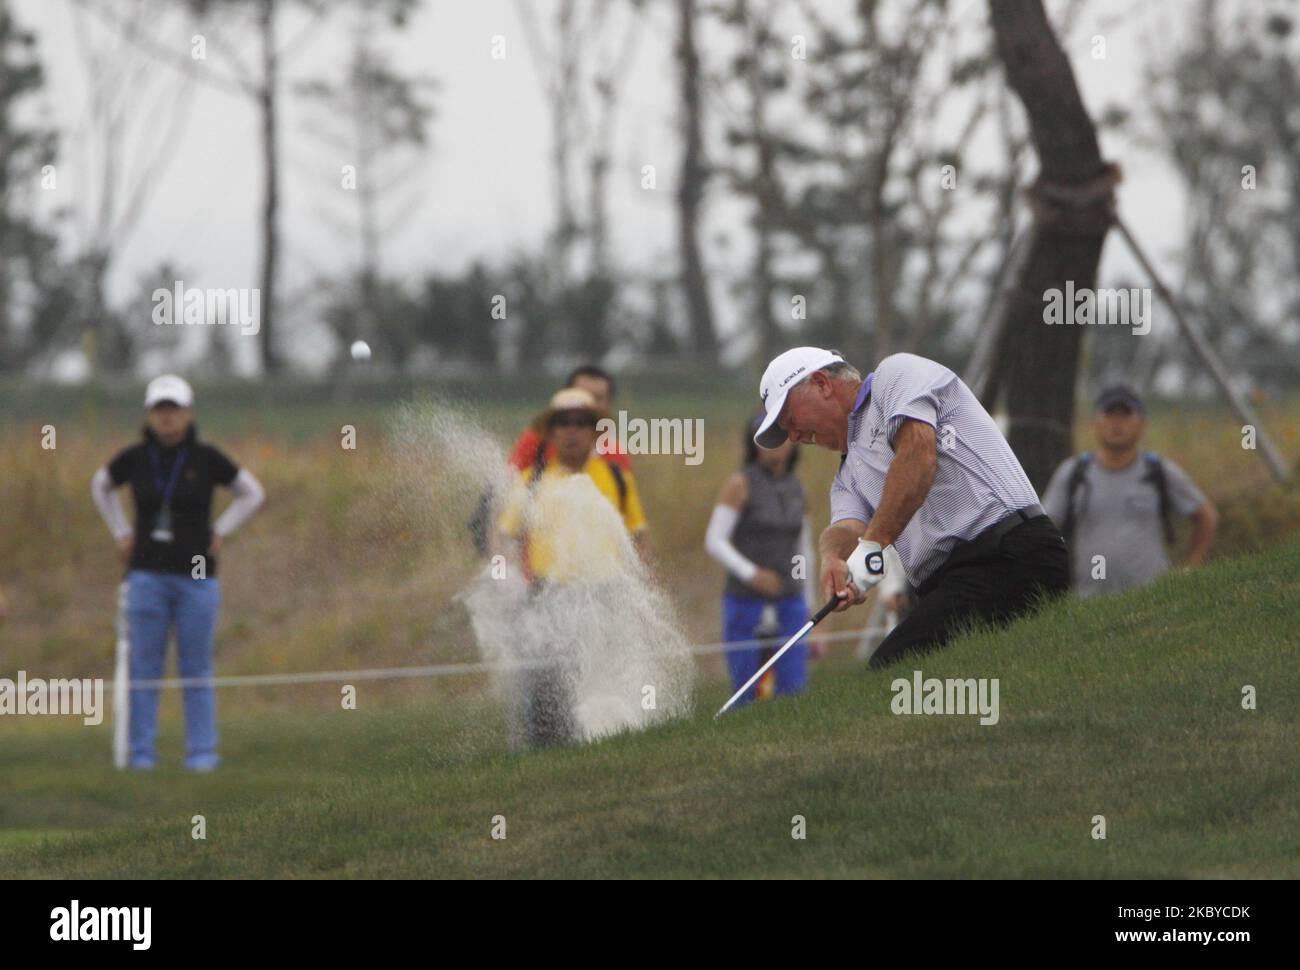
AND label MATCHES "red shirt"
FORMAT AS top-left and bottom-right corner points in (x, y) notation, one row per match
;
(509, 426), (632, 472)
